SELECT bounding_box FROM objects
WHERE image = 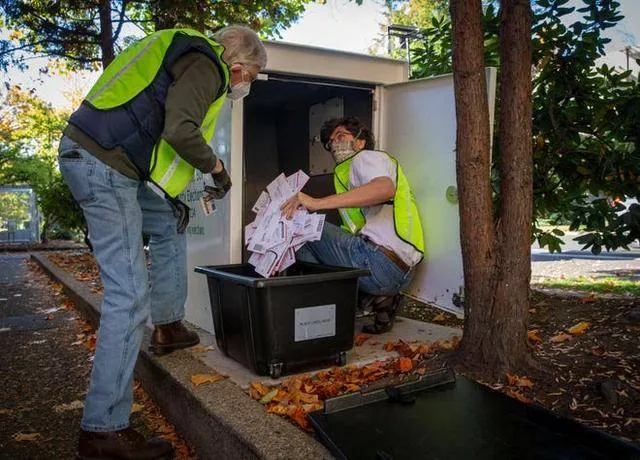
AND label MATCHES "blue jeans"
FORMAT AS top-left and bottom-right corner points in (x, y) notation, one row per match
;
(297, 222), (414, 295)
(58, 136), (187, 432)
